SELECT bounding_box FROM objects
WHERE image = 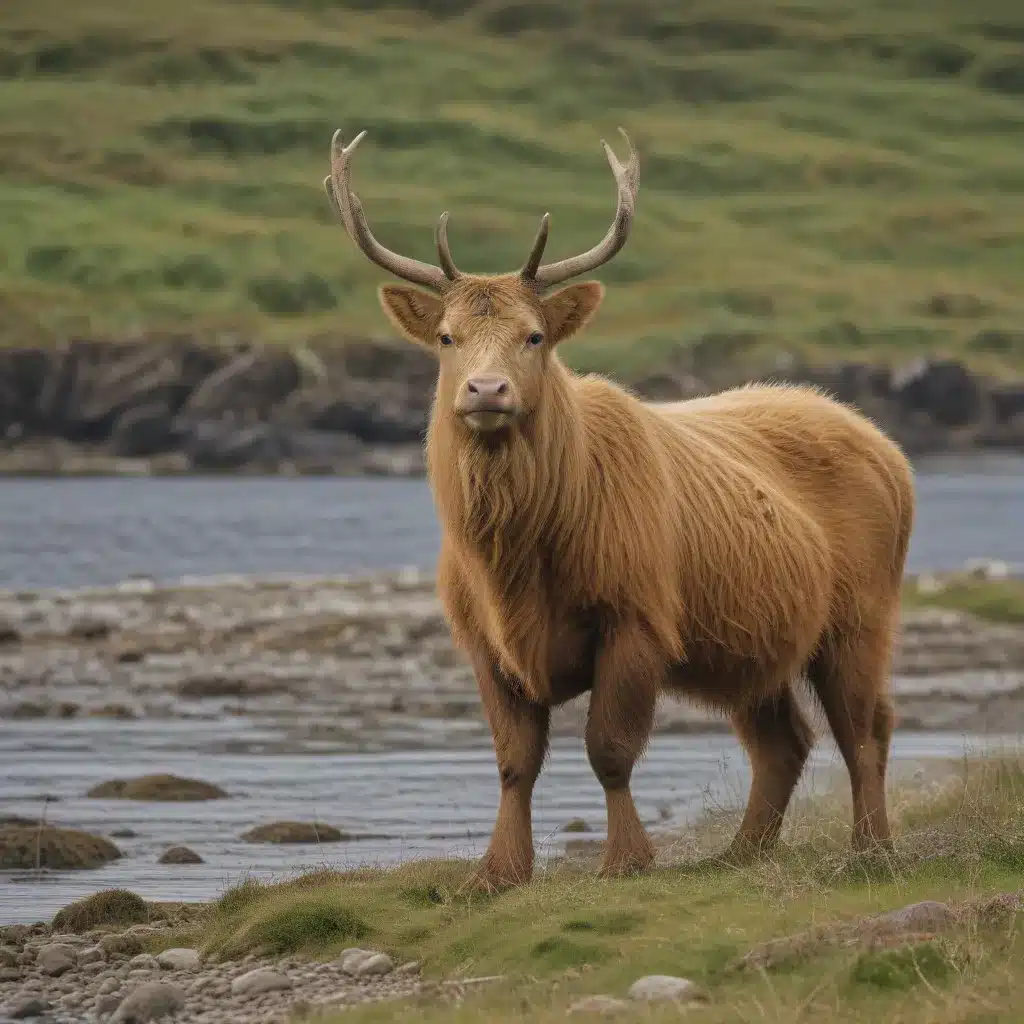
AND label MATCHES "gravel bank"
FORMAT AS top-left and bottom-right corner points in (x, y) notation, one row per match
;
(1, 571), (1023, 747)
